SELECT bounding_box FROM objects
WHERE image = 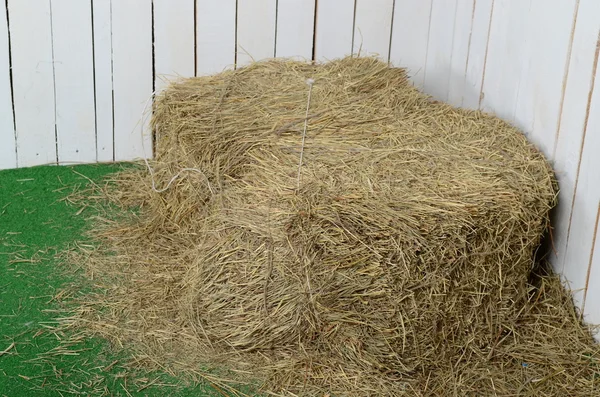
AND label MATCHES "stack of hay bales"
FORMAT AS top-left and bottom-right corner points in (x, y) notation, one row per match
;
(69, 58), (600, 396)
